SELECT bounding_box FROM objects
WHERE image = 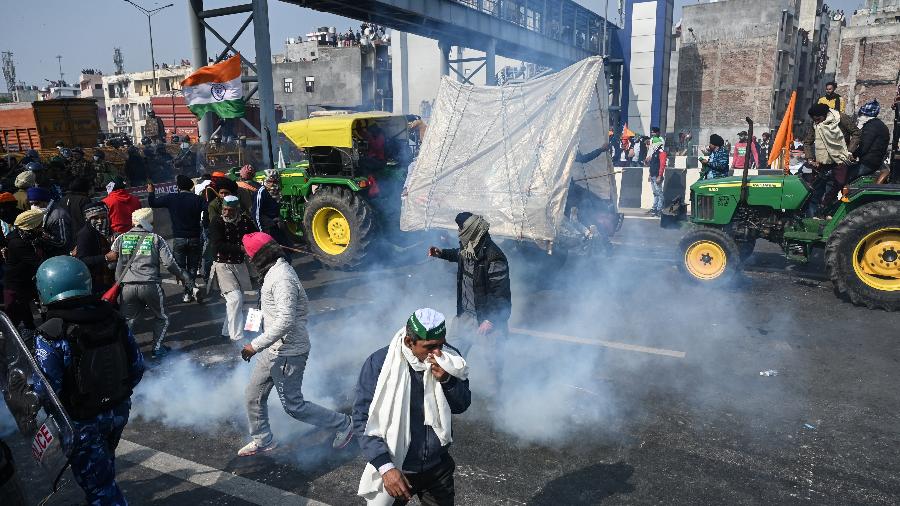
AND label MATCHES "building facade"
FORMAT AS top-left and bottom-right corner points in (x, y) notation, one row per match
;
(671, 0), (830, 147)
(79, 70), (107, 133)
(273, 41), (392, 121)
(101, 65), (192, 142)
(833, 0), (900, 126)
